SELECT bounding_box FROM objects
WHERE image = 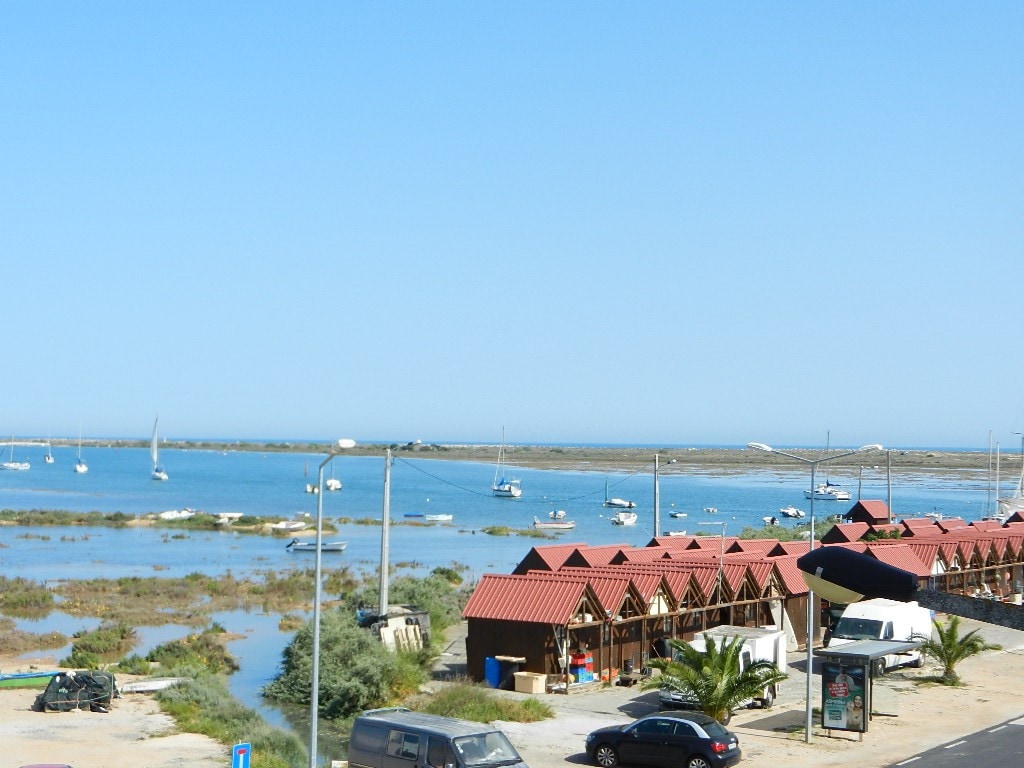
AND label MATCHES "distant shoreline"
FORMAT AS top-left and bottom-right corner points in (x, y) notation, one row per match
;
(23, 439), (1008, 478)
